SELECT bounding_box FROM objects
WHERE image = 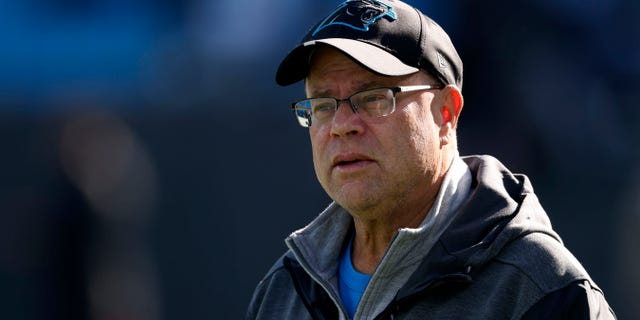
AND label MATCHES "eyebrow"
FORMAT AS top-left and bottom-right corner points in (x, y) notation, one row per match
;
(308, 79), (389, 98)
